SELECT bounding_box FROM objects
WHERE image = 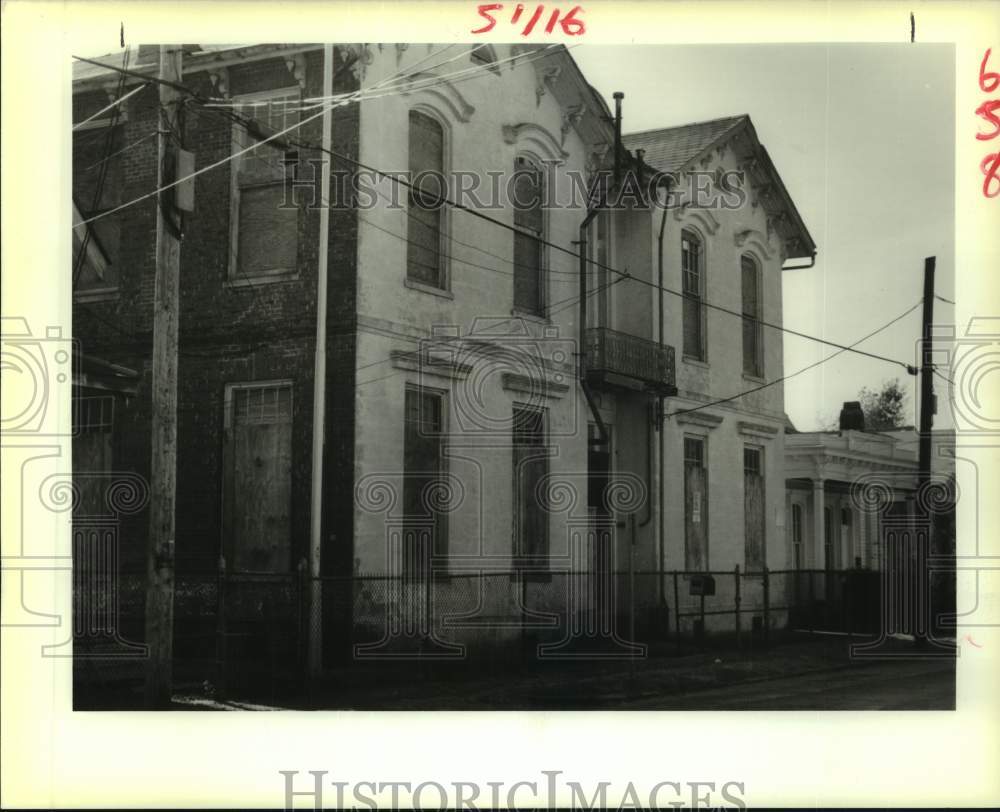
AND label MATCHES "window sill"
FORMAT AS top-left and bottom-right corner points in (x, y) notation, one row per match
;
(404, 278), (453, 299)
(508, 569), (553, 584)
(74, 287), (120, 304)
(742, 372), (766, 384)
(225, 271), (300, 289)
(512, 308), (550, 325)
(682, 356), (710, 369)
